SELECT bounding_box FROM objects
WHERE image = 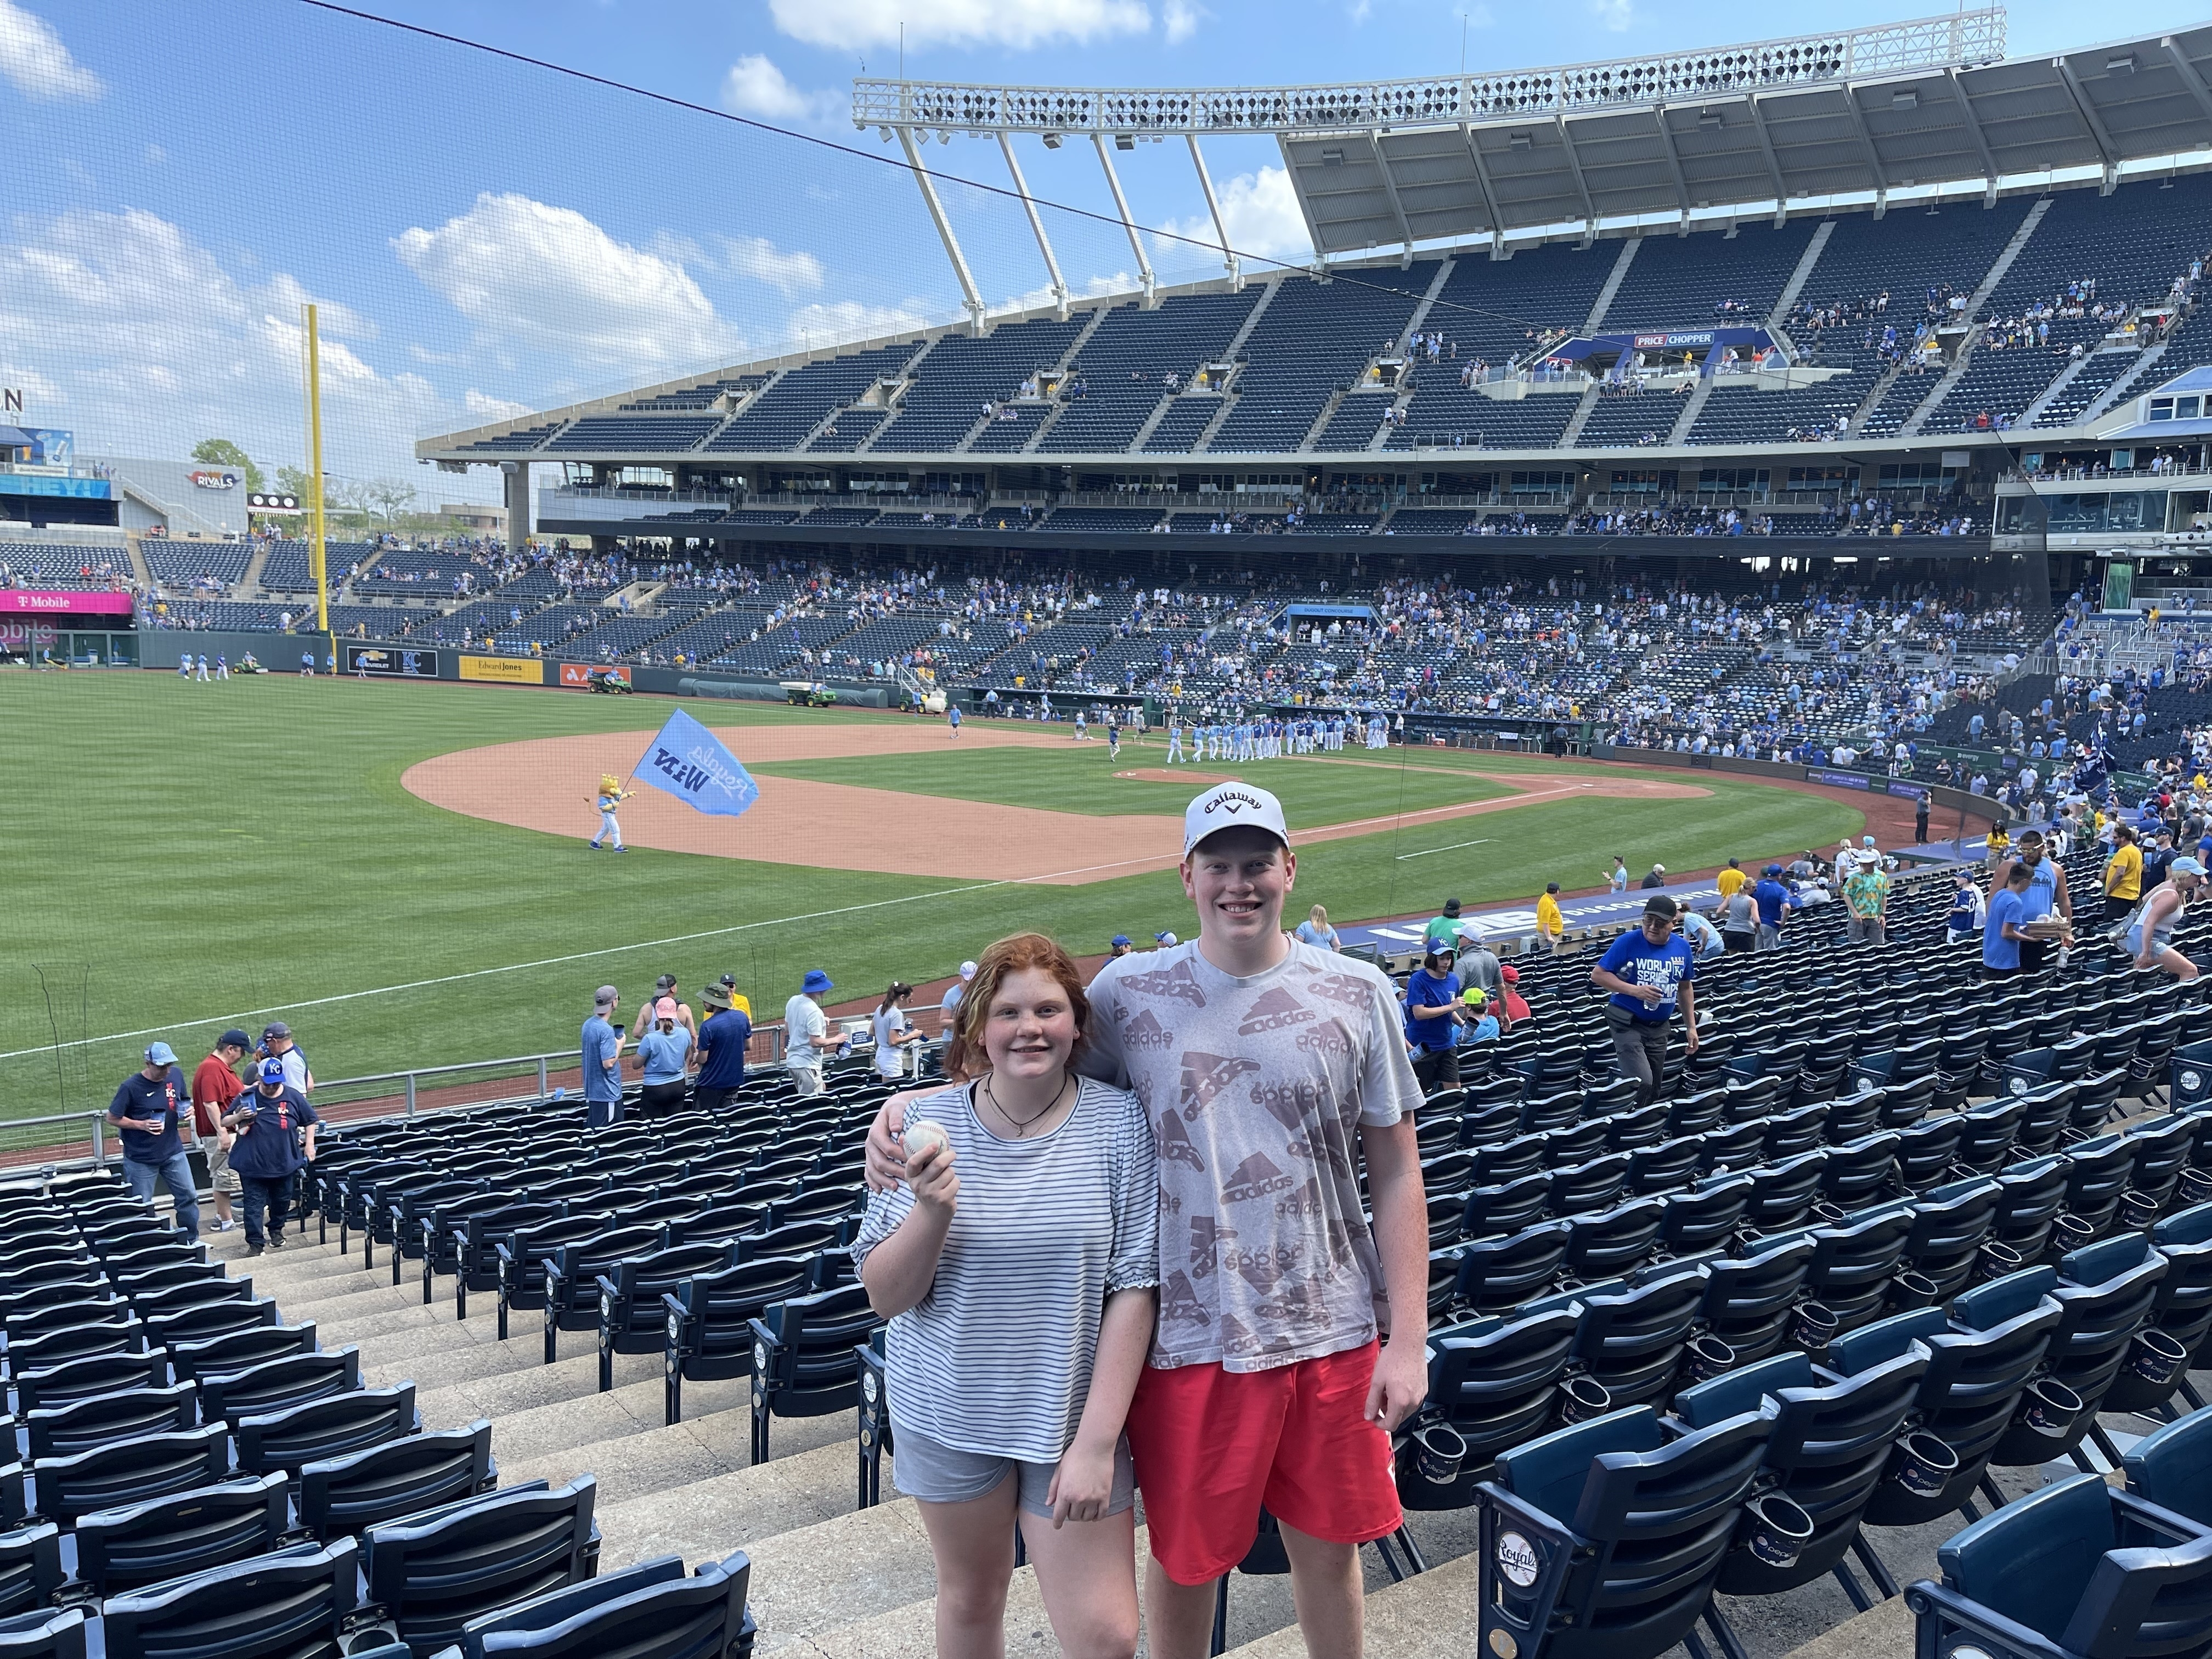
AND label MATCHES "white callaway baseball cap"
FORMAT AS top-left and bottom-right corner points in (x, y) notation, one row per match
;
(1184, 782), (1290, 856)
